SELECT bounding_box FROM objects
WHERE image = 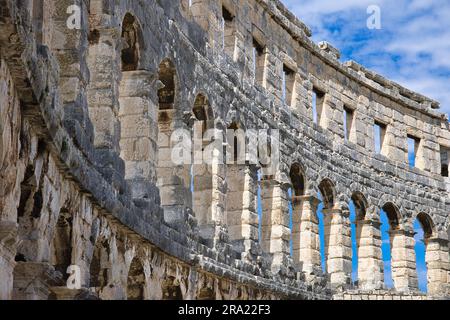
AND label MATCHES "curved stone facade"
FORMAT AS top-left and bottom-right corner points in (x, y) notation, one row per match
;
(0, 0), (449, 300)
